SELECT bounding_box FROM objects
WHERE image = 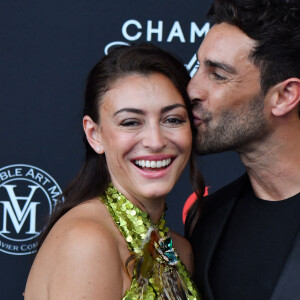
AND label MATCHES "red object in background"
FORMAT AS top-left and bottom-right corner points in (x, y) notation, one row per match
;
(182, 187), (209, 224)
